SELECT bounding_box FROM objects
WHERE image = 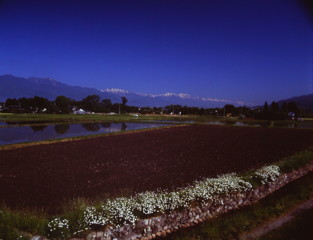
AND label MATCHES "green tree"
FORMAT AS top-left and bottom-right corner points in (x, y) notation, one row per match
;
(55, 96), (71, 114)
(121, 96), (128, 106)
(119, 96), (128, 114)
(18, 97), (32, 112)
(287, 101), (300, 116)
(263, 101), (269, 113)
(101, 99), (112, 112)
(82, 95), (101, 112)
(5, 98), (19, 107)
(282, 102), (288, 112)
(224, 104), (235, 115)
(31, 96), (50, 113)
(165, 105), (183, 114)
(270, 101), (279, 113)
